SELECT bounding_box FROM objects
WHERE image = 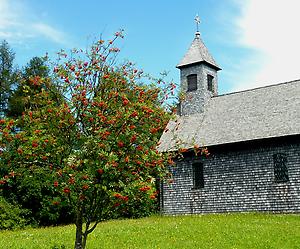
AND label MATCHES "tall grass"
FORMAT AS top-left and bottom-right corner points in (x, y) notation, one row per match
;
(0, 213), (299, 249)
